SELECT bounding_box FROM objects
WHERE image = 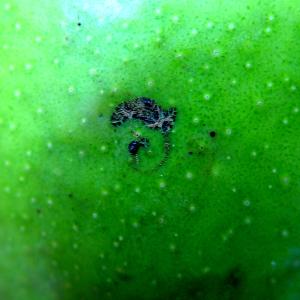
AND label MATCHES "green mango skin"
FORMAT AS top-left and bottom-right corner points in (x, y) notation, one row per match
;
(1, 0), (300, 299)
